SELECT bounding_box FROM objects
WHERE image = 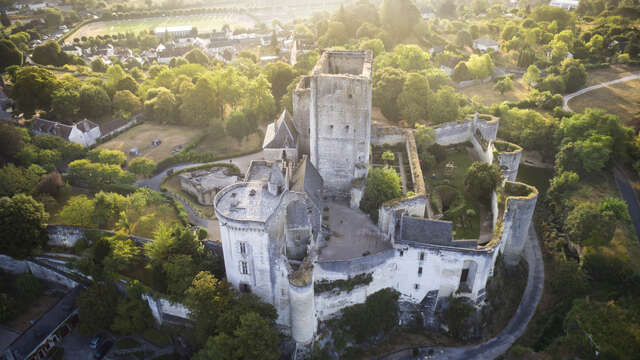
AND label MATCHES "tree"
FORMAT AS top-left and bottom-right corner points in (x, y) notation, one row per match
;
(560, 59), (586, 93)
(185, 271), (233, 343)
(466, 54), (494, 79)
(494, 77), (514, 94)
(566, 201), (616, 247)
(12, 67), (60, 117)
(0, 163), (41, 197)
(335, 289), (400, 344)
(414, 124), (436, 153)
(0, 11), (10, 27)
(144, 87), (178, 124)
(58, 195), (95, 227)
(78, 85), (111, 119)
(373, 67), (407, 123)
(179, 77), (218, 126)
(233, 312), (281, 360)
(430, 86), (461, 124)
(456, 30), (473, 48)
(243, 75), (276, 125)
(0, 39), (22, 71)
(0, 194), (48, 259)
(225, 111), (251, 142)
(111, 285), (153, 335)
(116, 76), (138, 94)
(318, 20), (348, 47)
(87, 148), (126, 166)
(163, 254), (198, 297)
(90, 58), (108, 73)
(37, 171), (64, 196)
(537, 74), (565, 94)
(360, 166), (402, 223)
(105, 234), (141, 271)
(381, 150), (395, 164)
(113, 90), (142, 115)
(185, 48), (209, 66)
(359, 38), (385, 58)
(397, 72), (431, 126)
(44, 8), (63, 27)
(0, 124), (26, 163)
(77, 283), (120, 334)
(262, 62), (296, 105)
(523, 65), (540, 87)
(32, 40), (66, 66)
(517, 47), (536, 68)
(452, 62), (472, 82)
(128, 158), (156, 178)
(464, 162), (501, 199)
(380, 0), (420, 41)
